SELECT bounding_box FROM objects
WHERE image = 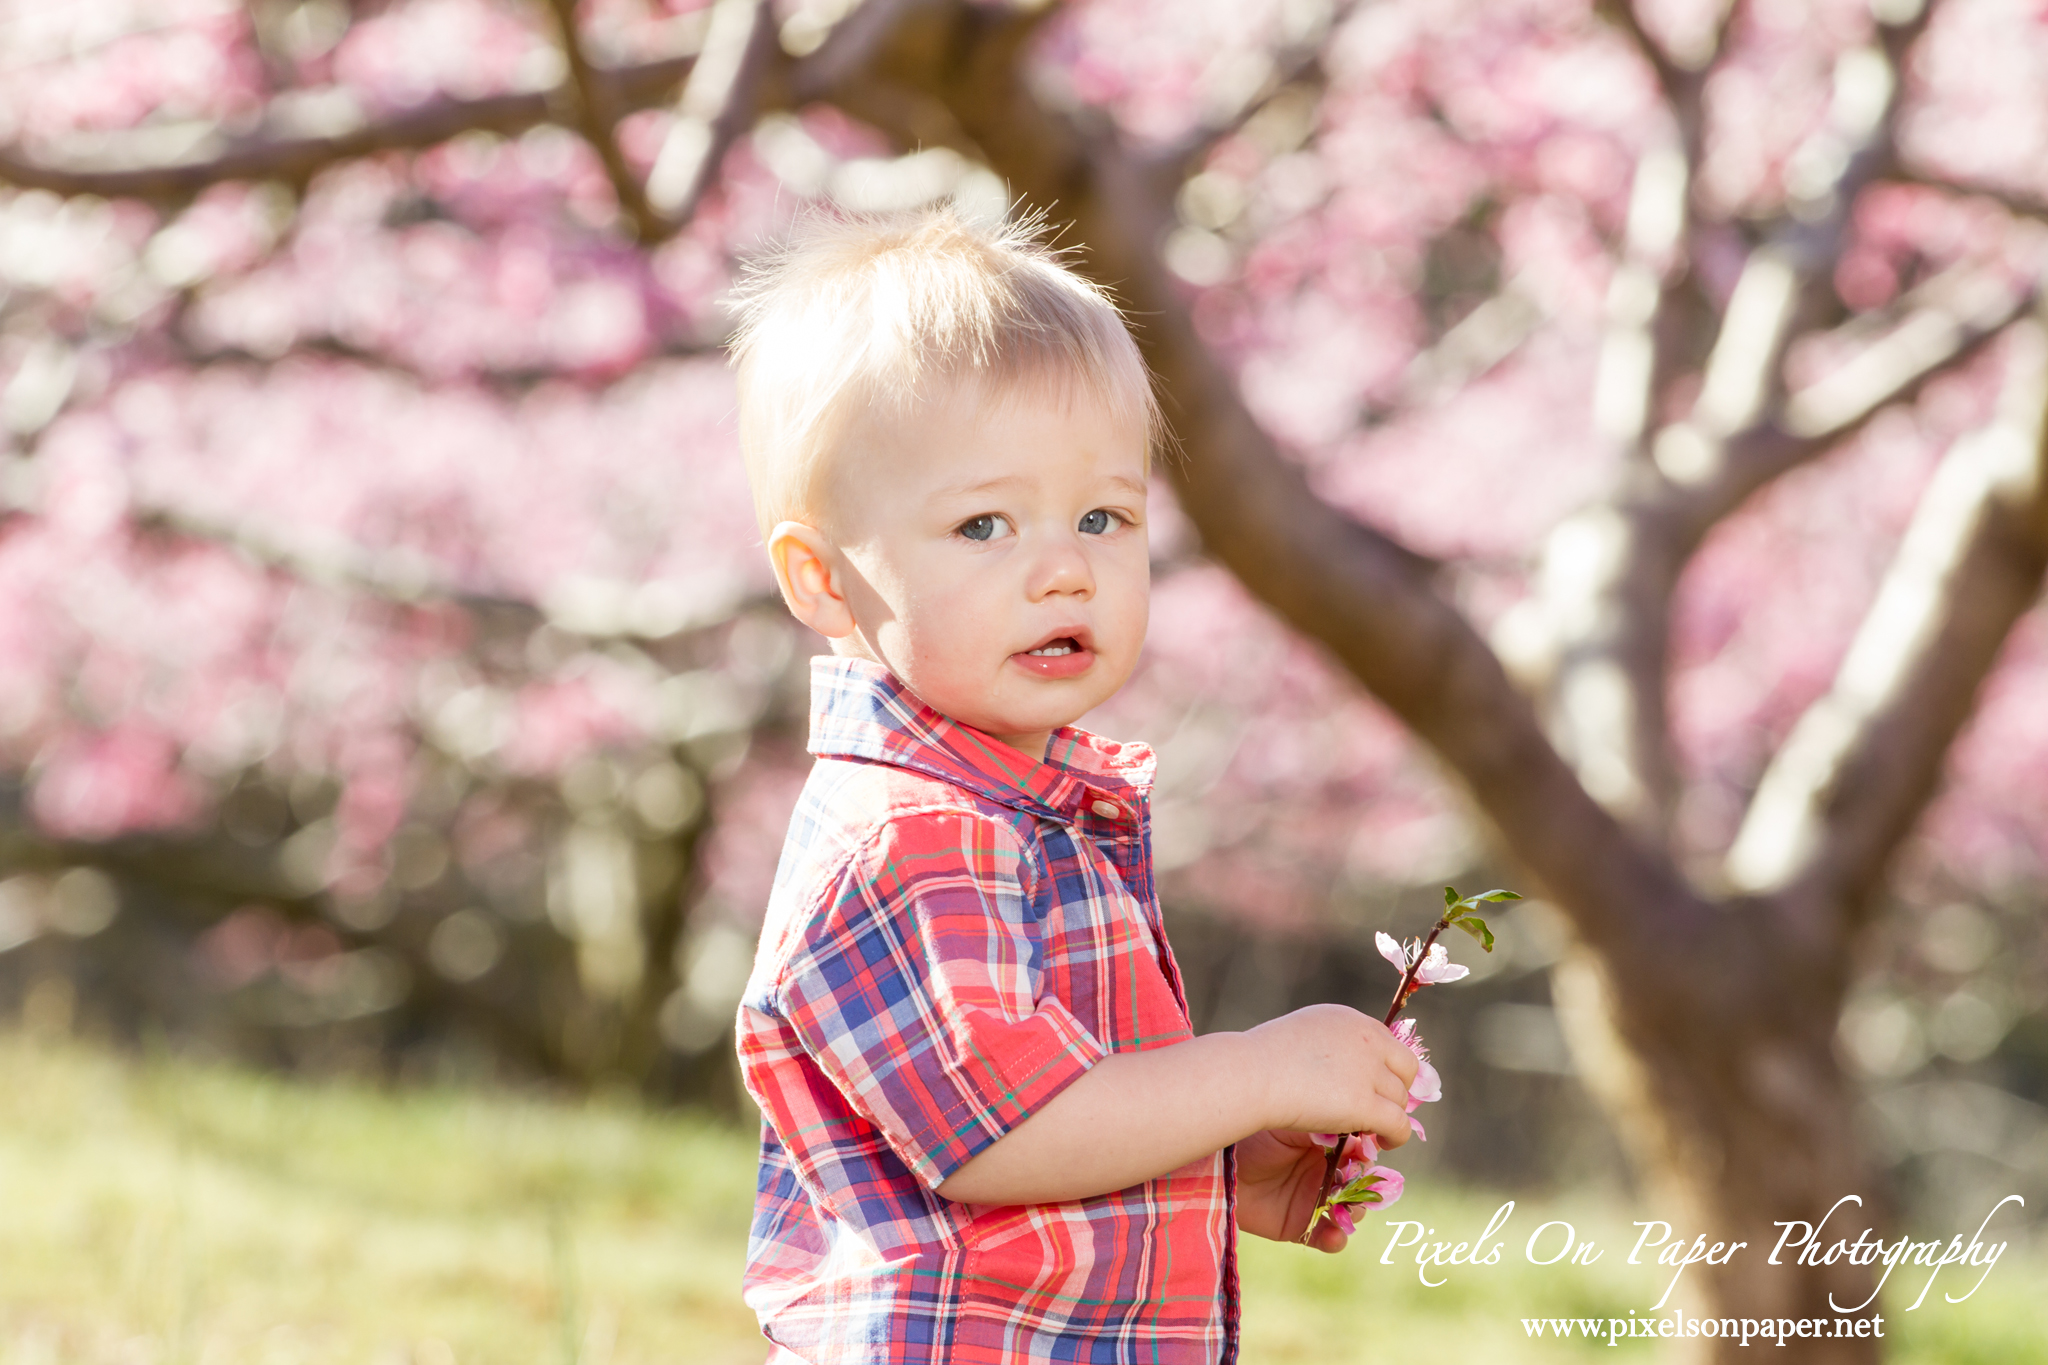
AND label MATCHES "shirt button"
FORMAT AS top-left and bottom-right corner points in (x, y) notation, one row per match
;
(1090, 799), (1121, 820)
